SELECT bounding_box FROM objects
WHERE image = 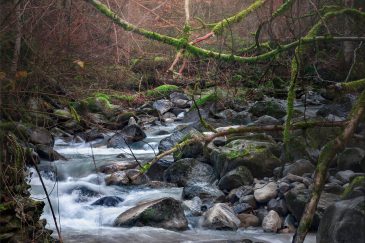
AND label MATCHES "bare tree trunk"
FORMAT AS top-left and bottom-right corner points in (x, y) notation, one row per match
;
(10, 0), (22, 76)
(292, 89), (365, 243)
